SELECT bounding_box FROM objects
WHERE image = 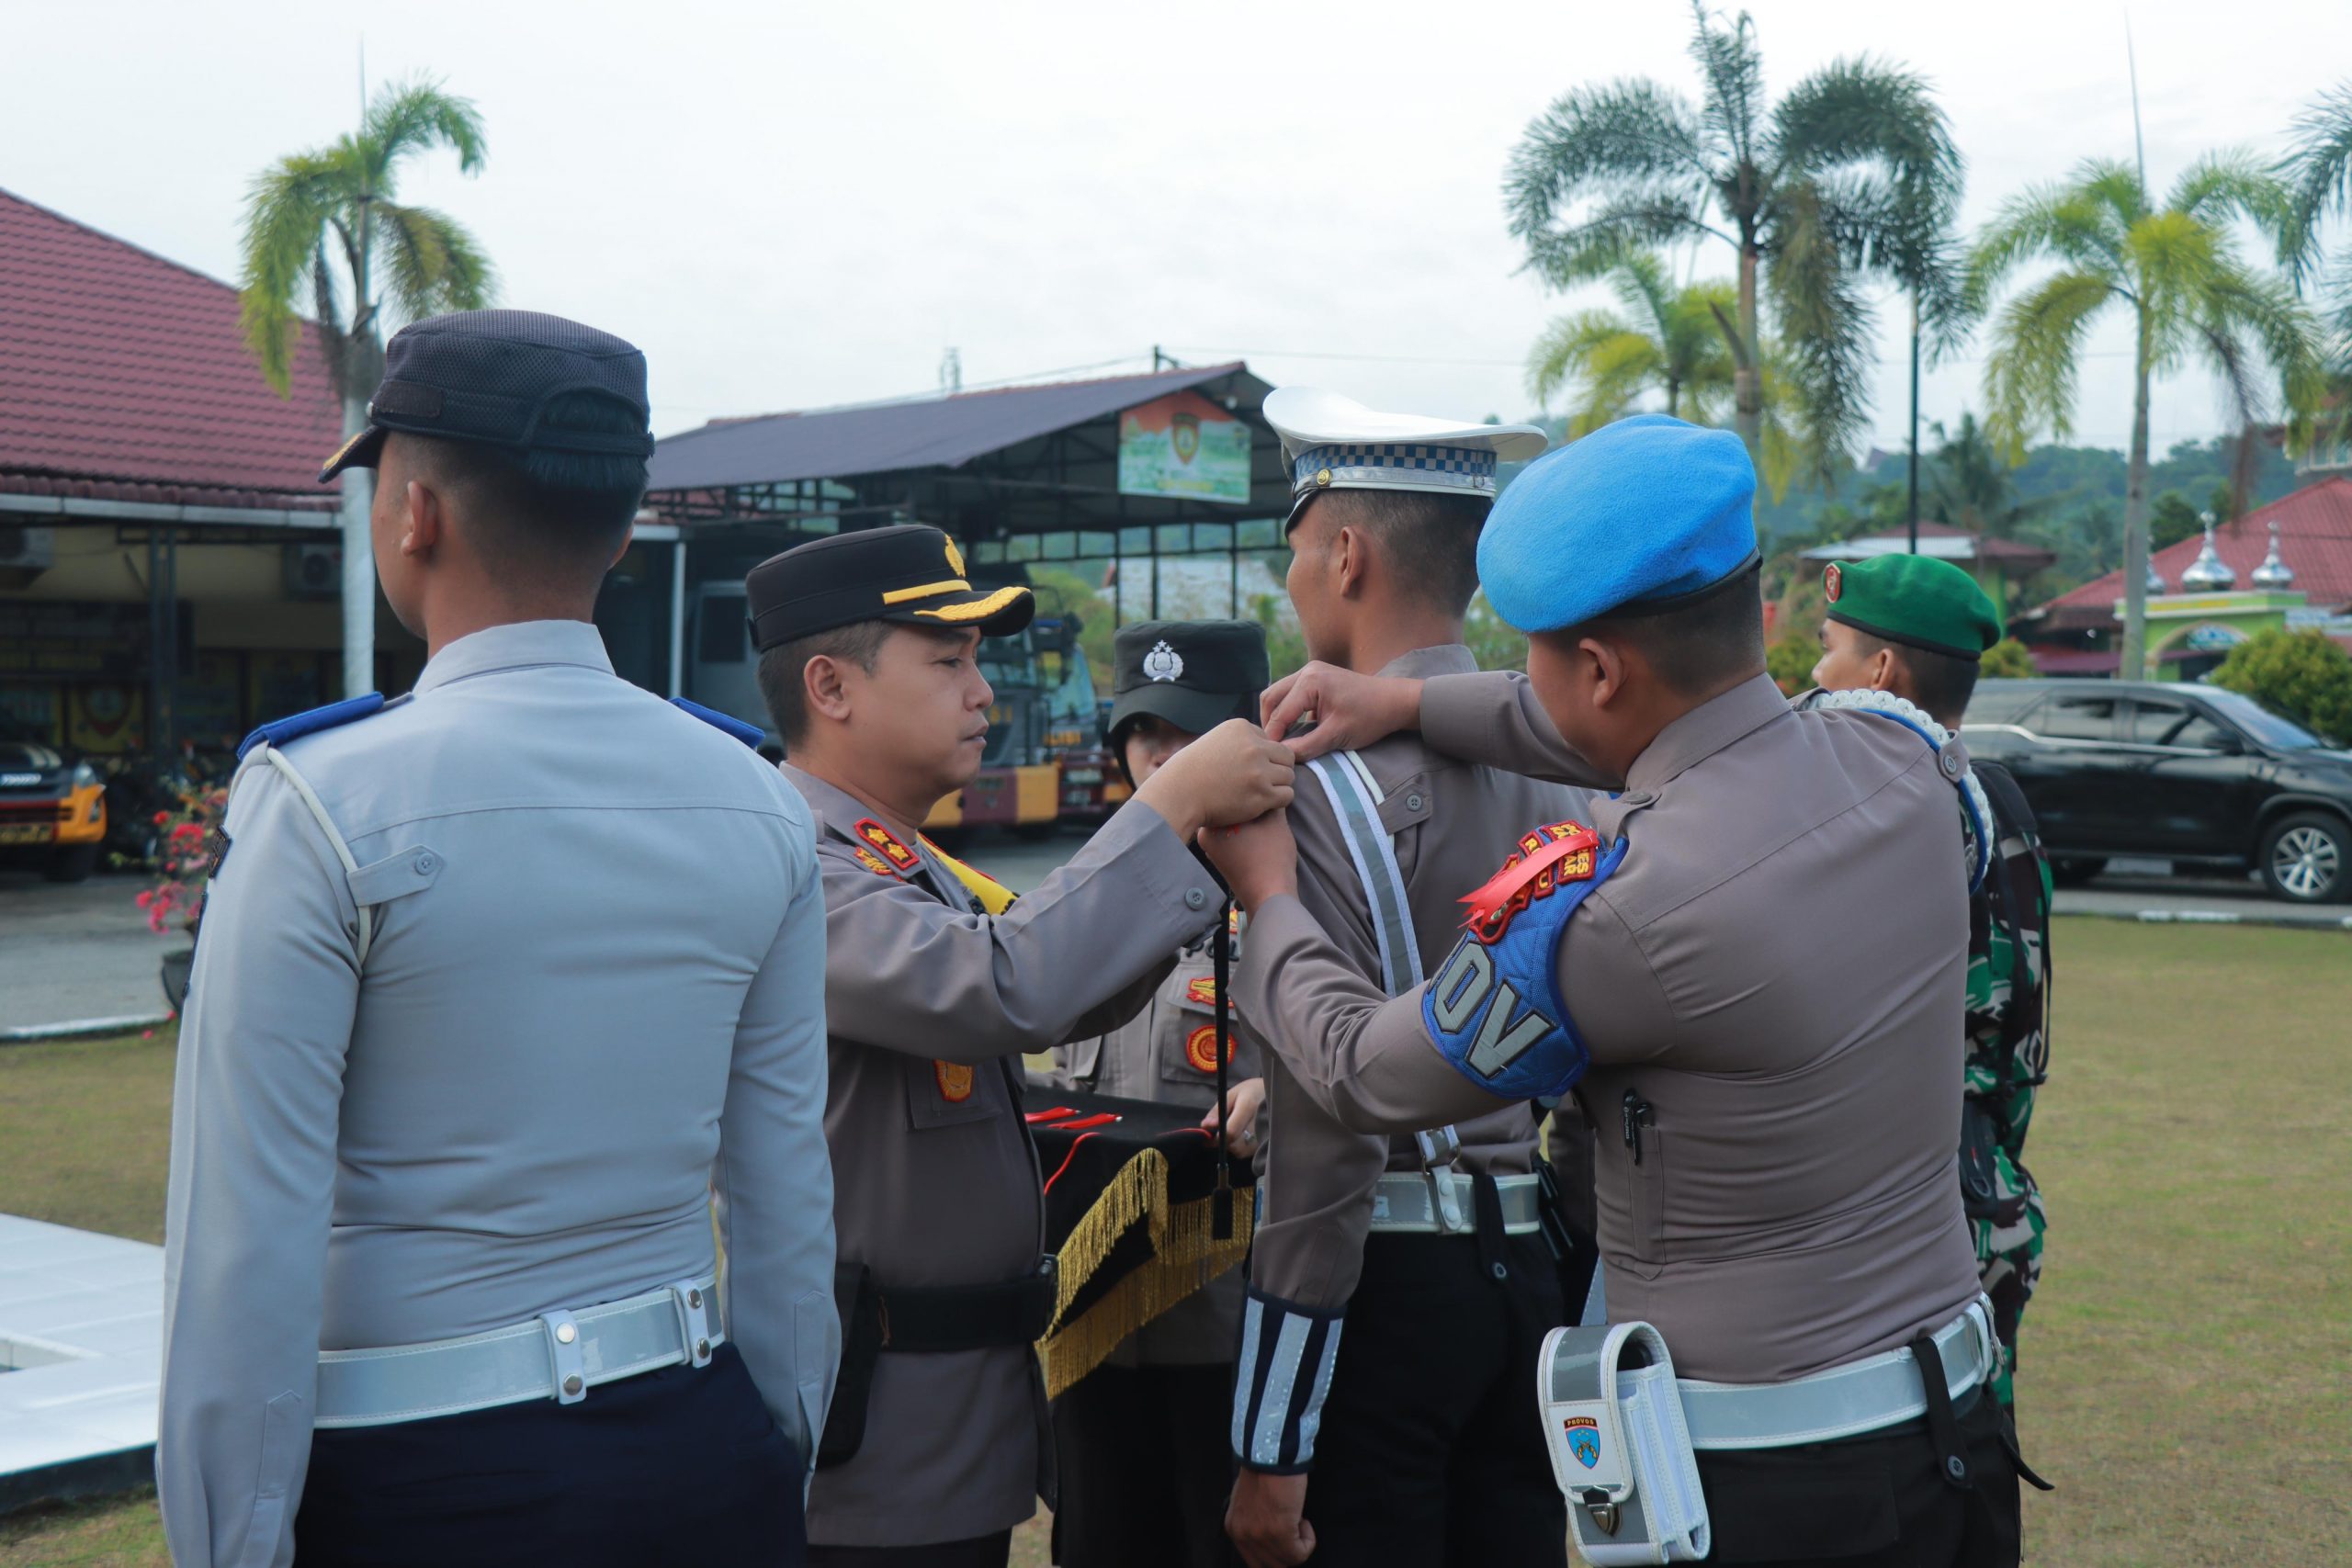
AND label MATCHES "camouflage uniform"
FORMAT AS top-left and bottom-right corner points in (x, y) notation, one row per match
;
(1959, 761), (2052, 1407)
